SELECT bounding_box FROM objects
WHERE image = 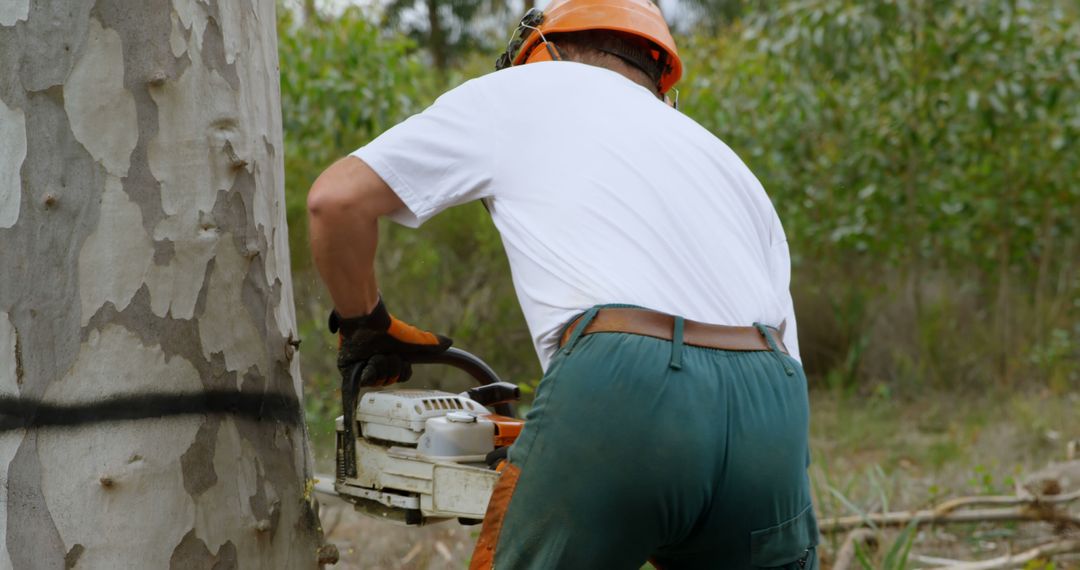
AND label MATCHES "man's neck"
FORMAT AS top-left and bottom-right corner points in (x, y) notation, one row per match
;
(566, 51), (659, 98)
(607, 60), (660, 97)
